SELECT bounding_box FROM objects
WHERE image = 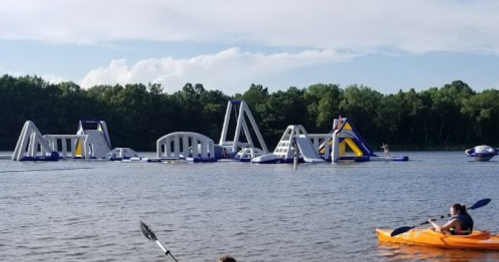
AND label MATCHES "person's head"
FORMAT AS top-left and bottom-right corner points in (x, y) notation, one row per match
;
(450, 203), (467, 215)
(218, 256), (236, 262)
